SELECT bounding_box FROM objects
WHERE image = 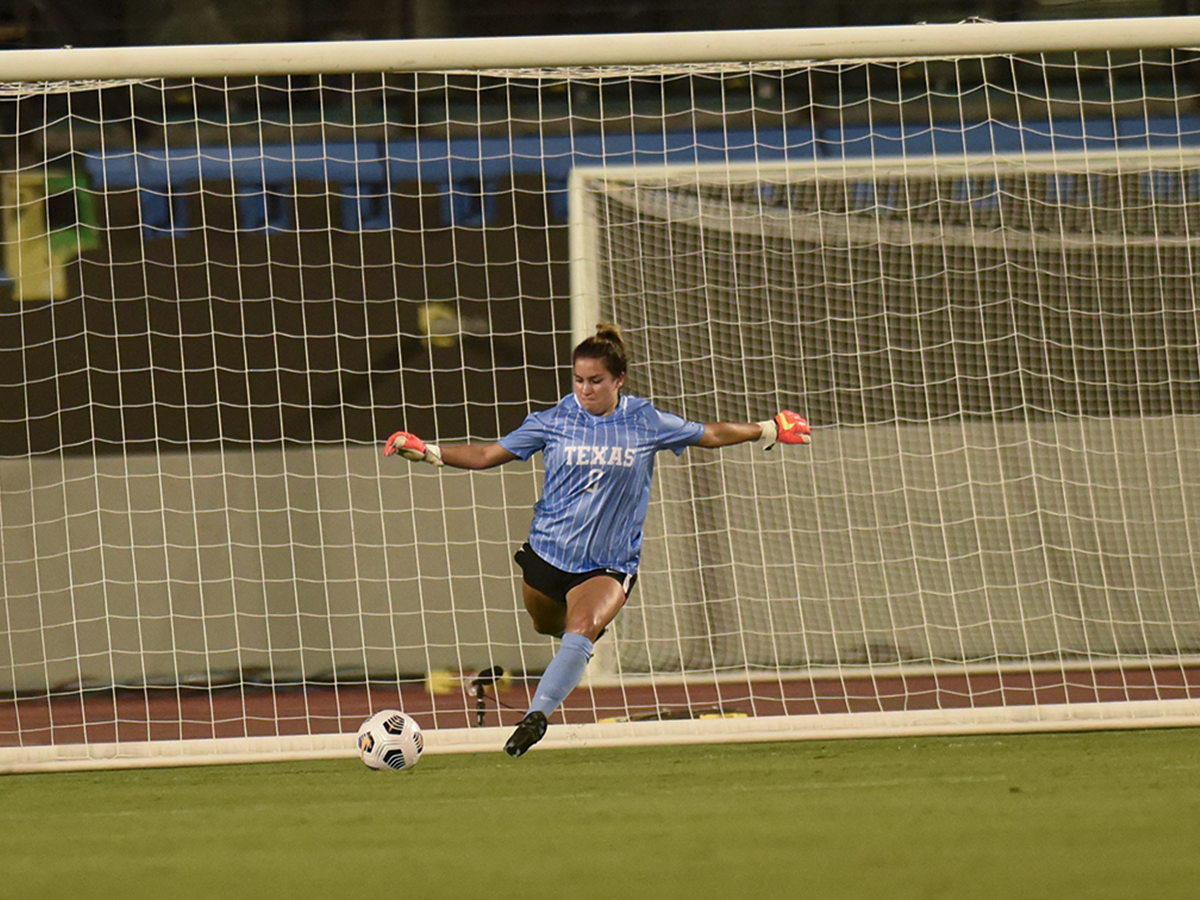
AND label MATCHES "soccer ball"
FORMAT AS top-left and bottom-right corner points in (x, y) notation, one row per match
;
(356, 709), (424, 771)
